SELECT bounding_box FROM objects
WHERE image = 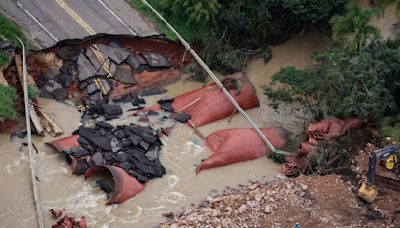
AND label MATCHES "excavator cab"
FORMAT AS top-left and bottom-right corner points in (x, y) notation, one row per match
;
(357, 145), (399, 203)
